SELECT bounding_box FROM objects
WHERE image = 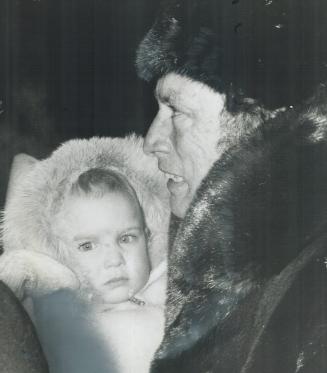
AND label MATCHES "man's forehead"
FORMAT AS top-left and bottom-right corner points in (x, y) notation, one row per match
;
(155, 72), (225, 112)
(155, 73), (201, 104)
